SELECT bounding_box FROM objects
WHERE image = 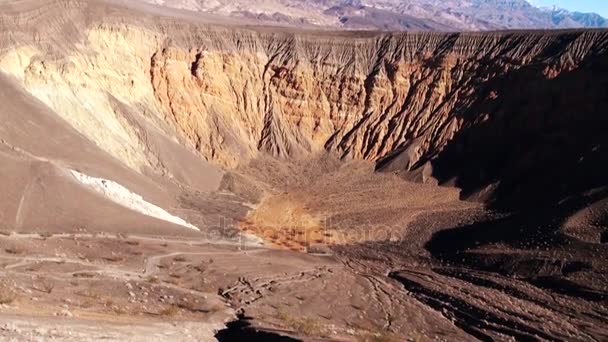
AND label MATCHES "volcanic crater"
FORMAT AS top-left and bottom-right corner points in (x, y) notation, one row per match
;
(0, 0), (607, 341)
